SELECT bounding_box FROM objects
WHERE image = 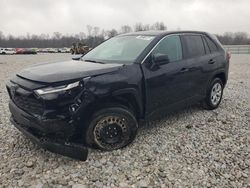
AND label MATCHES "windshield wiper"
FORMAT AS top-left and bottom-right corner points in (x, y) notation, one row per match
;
(84, 59), (105, 64)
